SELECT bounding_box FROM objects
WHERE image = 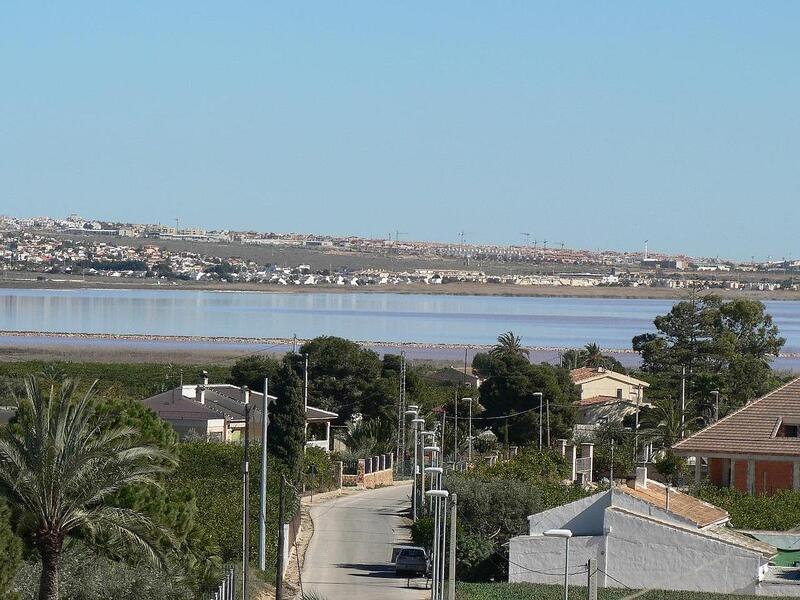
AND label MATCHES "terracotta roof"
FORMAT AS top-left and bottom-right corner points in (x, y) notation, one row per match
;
(576, 395), (621, 407)
(617, 481), (729, 528)
(569, 367), (649, 387)
(570, 367), (603, 383)
(673, 377), (800, 457)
